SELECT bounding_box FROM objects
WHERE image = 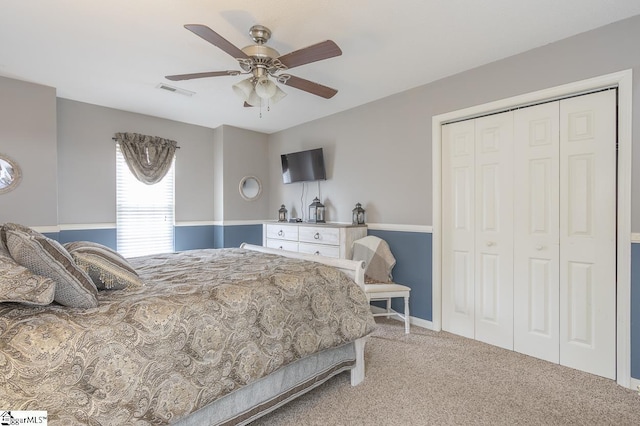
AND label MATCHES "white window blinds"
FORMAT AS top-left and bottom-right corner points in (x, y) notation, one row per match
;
(116, 144), (175, 258)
